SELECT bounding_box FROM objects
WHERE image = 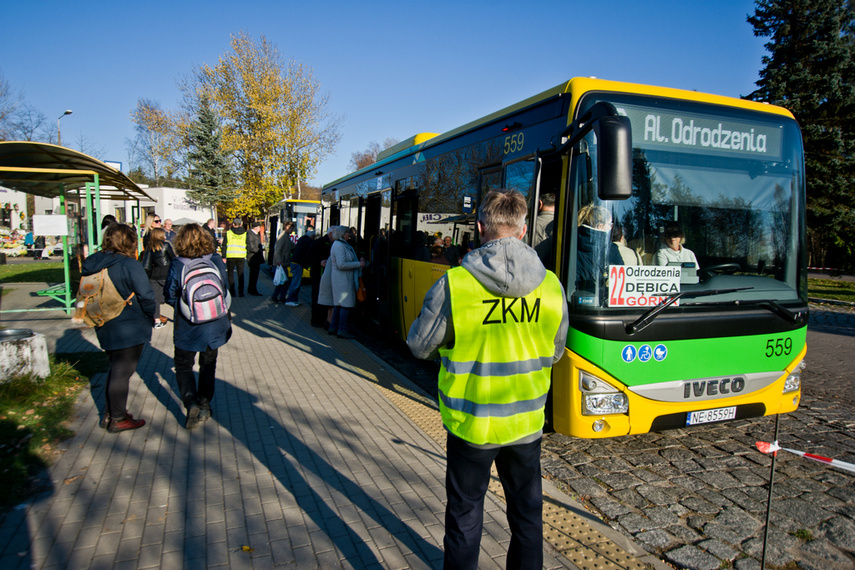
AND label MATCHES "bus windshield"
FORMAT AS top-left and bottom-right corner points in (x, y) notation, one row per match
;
(568, 94), (806, 311)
